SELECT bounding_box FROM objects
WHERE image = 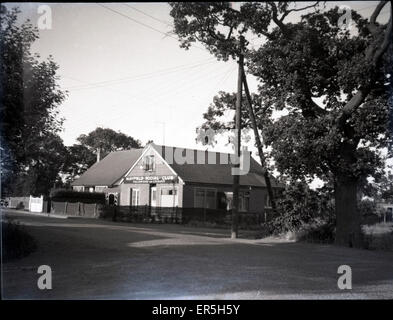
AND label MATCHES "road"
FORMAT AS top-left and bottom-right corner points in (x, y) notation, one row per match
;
(2, 209), (393, 299)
